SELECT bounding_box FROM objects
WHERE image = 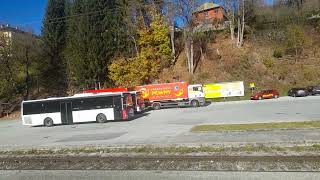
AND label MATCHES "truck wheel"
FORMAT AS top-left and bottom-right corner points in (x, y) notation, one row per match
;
(191, 100), (200, 107)
(96, 113), (107, 123)
(152, 103), (161, 110)
(44, 117), (54, 127)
